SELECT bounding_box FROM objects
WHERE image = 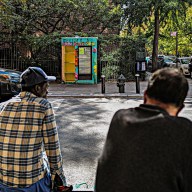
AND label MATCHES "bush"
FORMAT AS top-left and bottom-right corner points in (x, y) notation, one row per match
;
(102, 65), (120, 80)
